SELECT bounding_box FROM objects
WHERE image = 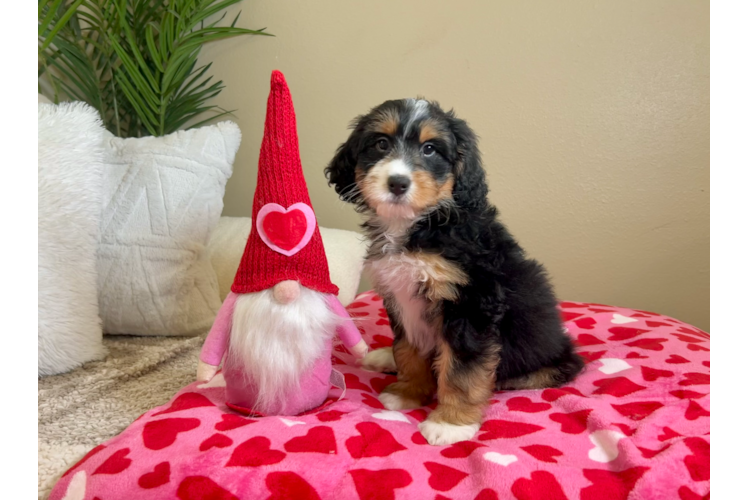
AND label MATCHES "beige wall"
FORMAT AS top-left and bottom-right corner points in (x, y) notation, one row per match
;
(202, 1), (709, 331)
